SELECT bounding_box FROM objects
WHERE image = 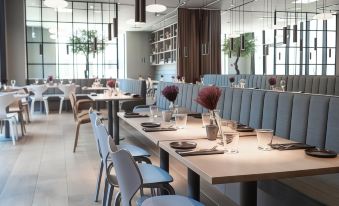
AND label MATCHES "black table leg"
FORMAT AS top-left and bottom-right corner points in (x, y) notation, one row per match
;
(113, 100), (119, 145)
(240, 181), (257, 206)
(187, 168), (200, 201)
(5, 121), (10, 138)
(160, 148), (169, 172)
(107, 101), (113, 138)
